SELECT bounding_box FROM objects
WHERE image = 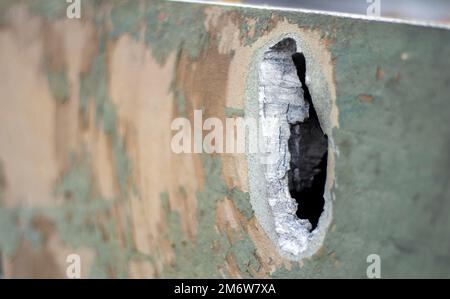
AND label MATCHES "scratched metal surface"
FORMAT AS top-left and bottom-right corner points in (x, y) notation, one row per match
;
(0, 0), (449, 278)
